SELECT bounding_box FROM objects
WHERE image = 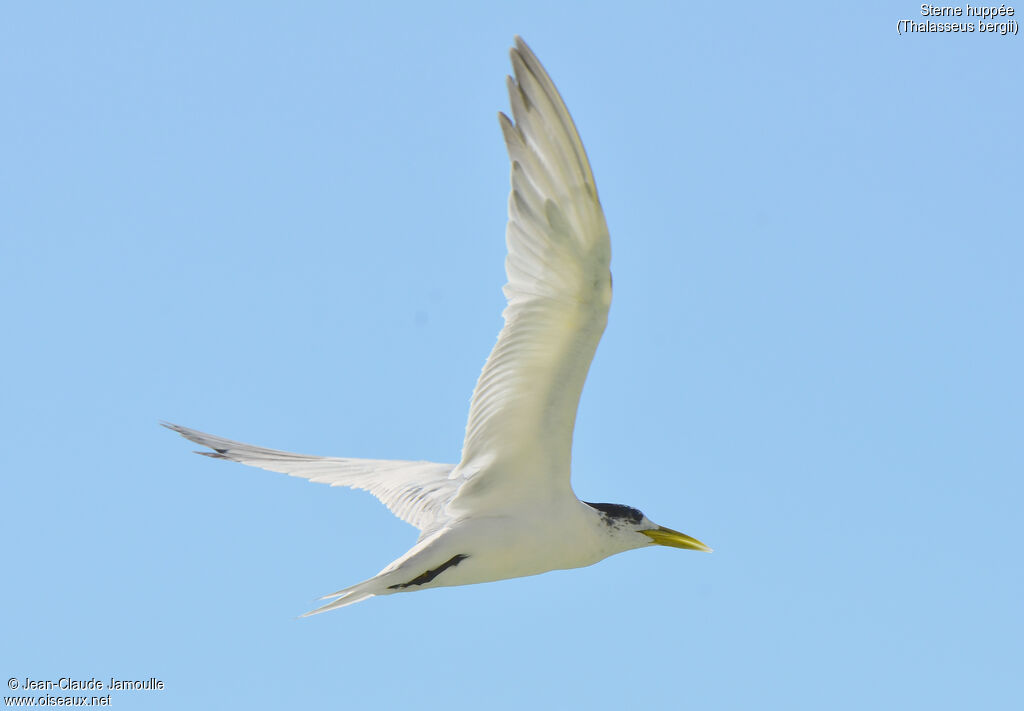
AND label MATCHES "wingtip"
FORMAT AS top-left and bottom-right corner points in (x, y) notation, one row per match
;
(161, 421), (196, 439)
(511, 36), (536, 69)
(512, 36), (540, 66)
